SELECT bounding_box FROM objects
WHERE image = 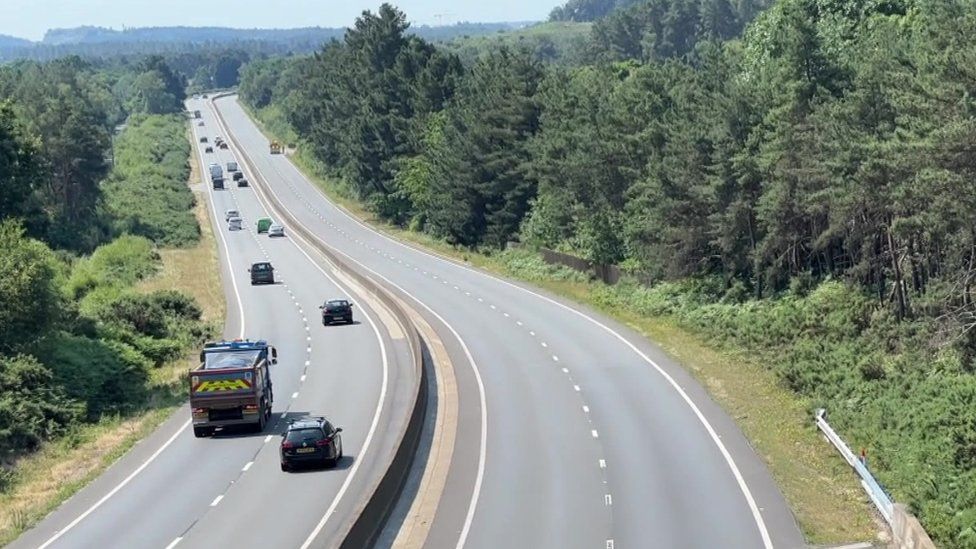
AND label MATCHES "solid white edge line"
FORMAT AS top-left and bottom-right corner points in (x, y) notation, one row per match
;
(36, 102), (249, 549)
(210, 97), (488, 549)
(254, 102), (778, 546)
(206, 99), (394, 549)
